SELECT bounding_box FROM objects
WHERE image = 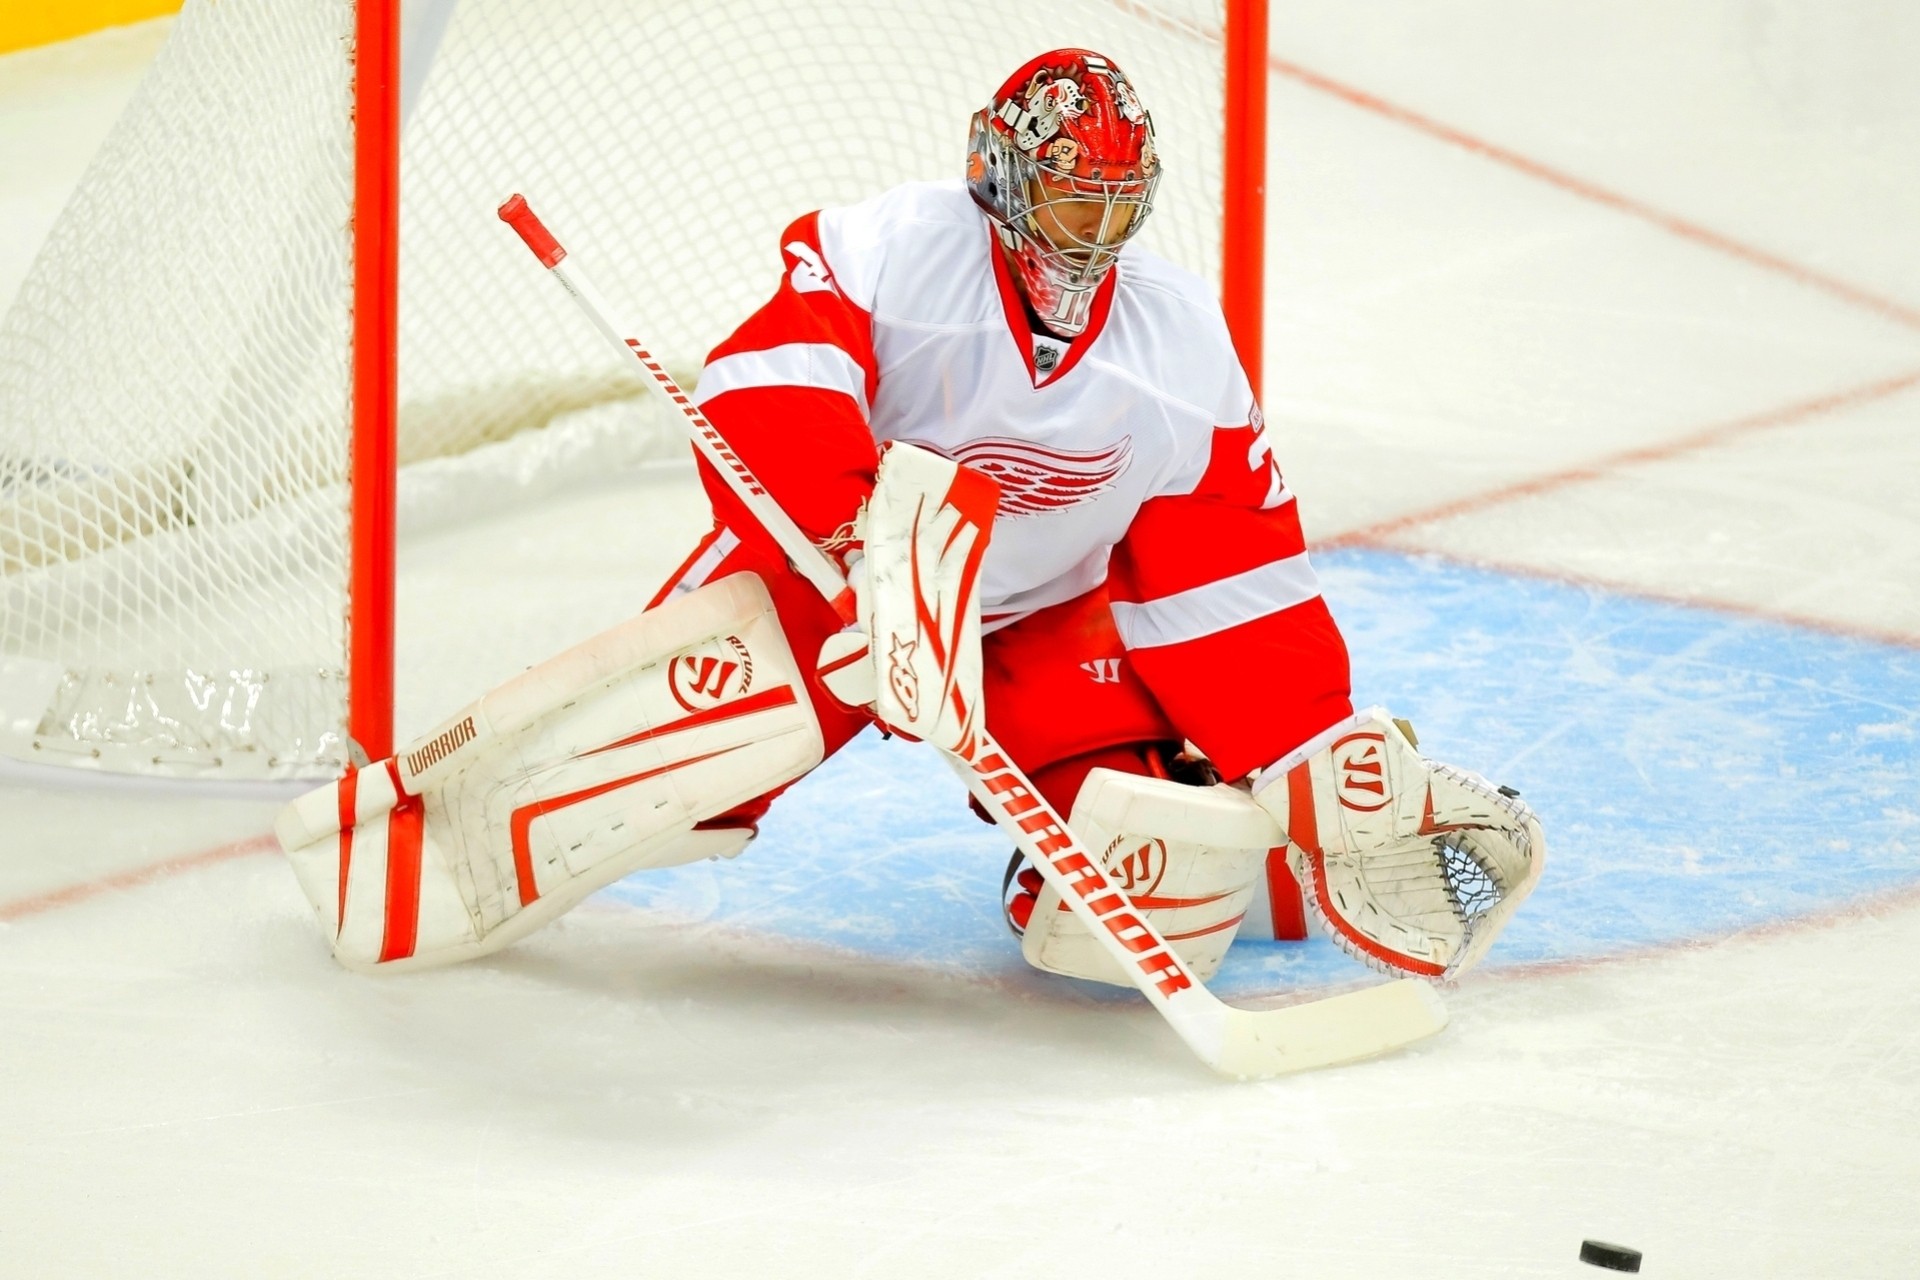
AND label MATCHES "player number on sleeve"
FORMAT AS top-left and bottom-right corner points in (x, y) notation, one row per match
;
(785, 241), (837, 295)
